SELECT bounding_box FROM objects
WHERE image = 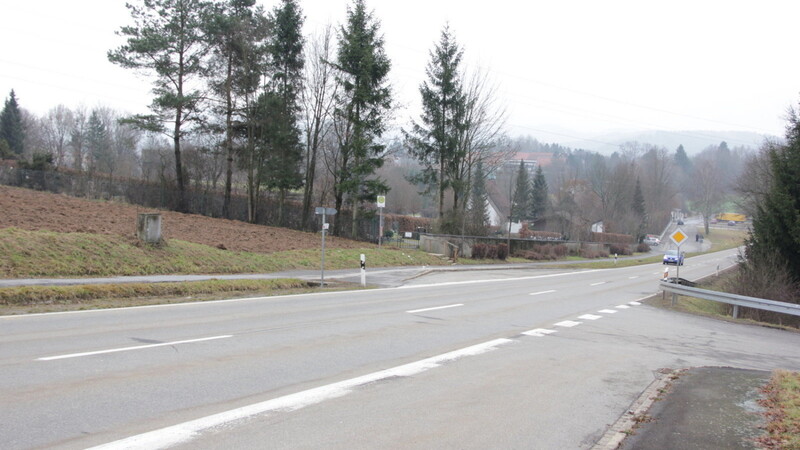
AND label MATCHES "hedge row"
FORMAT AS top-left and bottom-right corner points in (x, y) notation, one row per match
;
(472, 243), (509, 260)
